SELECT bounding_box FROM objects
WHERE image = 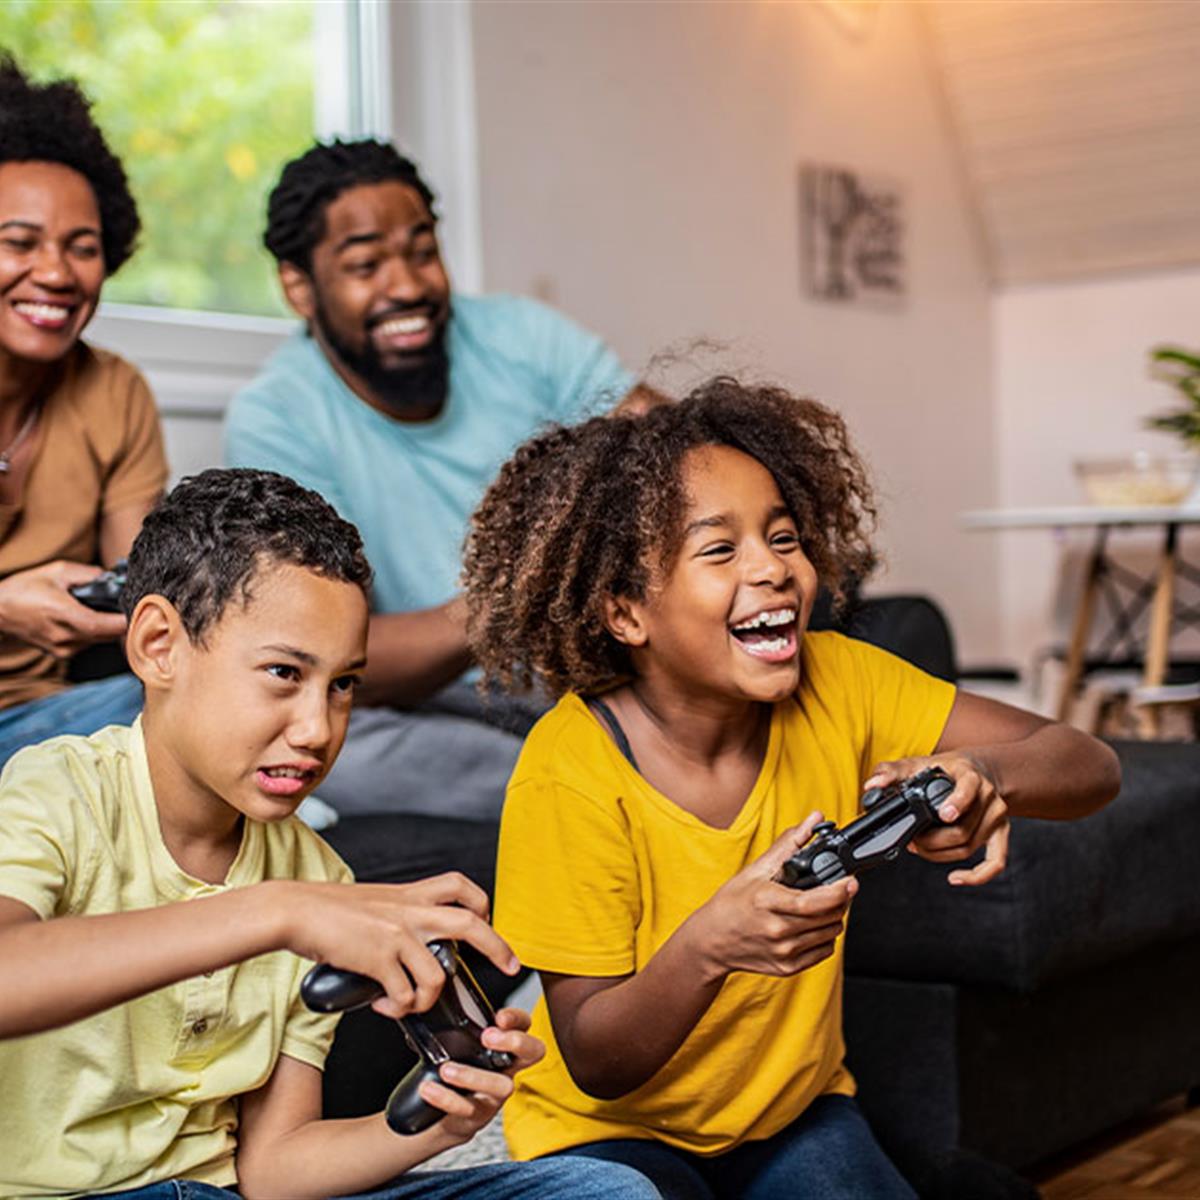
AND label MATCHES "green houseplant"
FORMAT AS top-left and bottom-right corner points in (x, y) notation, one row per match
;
(1146, 346), (1200, 442)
